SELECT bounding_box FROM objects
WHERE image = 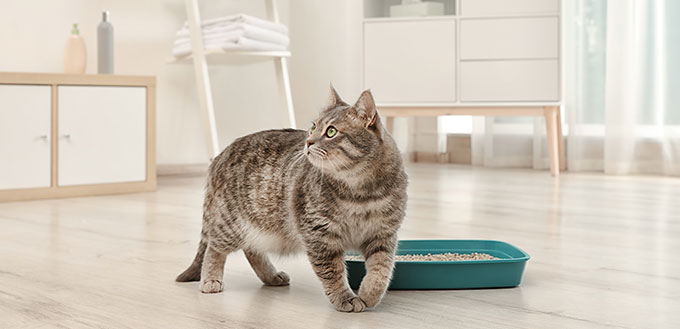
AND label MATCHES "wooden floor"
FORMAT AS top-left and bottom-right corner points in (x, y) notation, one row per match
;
(1, 163), (679, 328)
